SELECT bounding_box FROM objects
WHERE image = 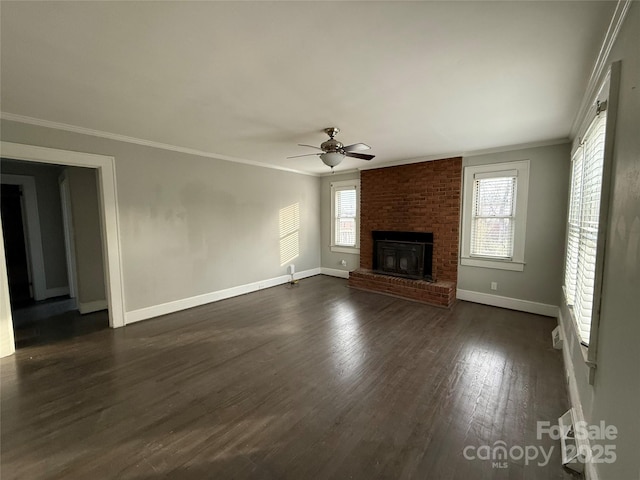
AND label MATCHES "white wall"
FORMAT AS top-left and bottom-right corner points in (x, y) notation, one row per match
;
(458, 143), (571, 308)
(560, 4), (640, 480)
(320, 171), (361, 274)
(0, 159), (68, 293)
(0, 120), (322, 315)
